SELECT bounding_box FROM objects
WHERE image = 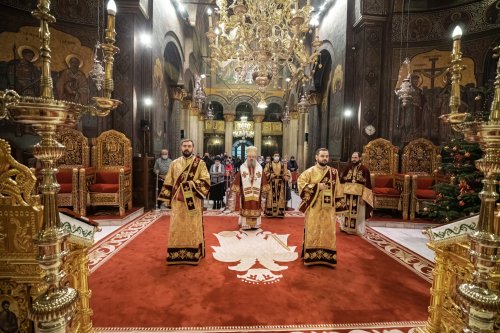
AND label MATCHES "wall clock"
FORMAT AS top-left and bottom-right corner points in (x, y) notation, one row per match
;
(364, 125), (376, 136)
